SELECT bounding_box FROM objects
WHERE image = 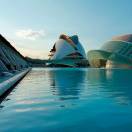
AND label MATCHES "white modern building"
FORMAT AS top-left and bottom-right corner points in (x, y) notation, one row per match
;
(87, 34), (132, 68)
(48, 34), (86, 67)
